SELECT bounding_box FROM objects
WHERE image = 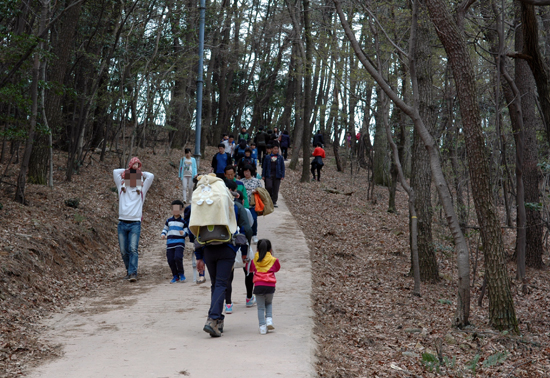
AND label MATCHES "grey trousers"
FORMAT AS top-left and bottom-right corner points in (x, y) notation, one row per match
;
(256, 293), (274, 326)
